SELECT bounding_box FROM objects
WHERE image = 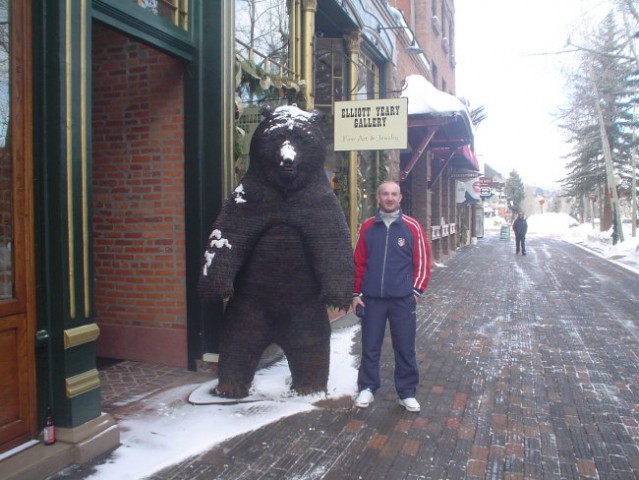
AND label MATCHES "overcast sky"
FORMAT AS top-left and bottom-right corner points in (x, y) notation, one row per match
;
(454, 0), (611, 189)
